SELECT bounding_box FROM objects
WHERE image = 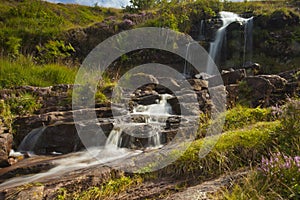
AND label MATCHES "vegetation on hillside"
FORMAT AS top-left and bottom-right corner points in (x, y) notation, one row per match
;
(0, 0), (121, 56)
(0, 0), (299, 73)
(0, 56), (77, 88)
(52, 100), (300, 199)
